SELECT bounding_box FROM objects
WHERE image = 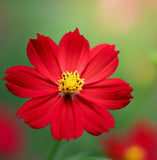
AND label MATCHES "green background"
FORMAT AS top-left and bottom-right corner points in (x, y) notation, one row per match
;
(0, 0), (157, 160)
